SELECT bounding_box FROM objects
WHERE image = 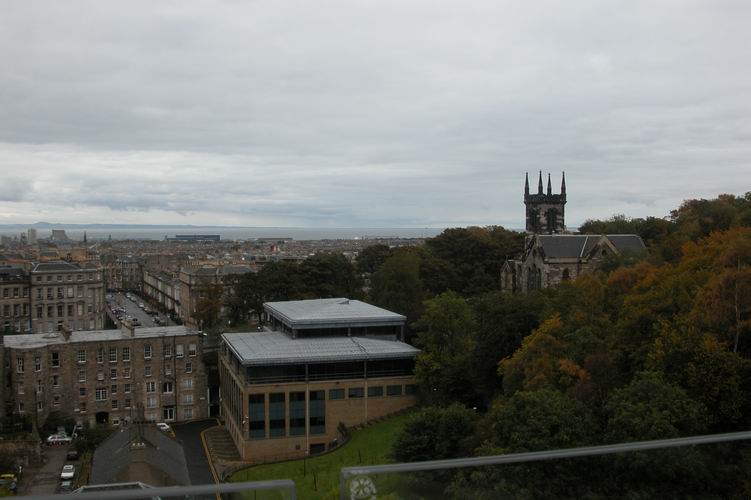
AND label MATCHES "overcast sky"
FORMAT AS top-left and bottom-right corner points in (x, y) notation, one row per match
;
(1, 1), (749, 229)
